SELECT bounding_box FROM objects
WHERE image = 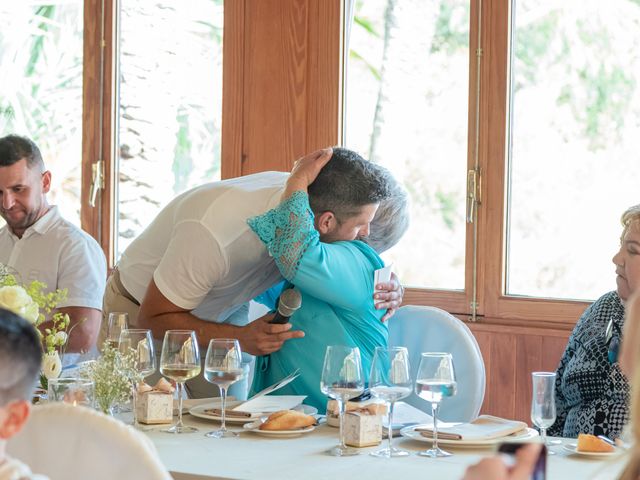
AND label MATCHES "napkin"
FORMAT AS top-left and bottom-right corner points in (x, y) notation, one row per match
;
(416, 415), (528, 441)
(204, 408), (261, 418)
